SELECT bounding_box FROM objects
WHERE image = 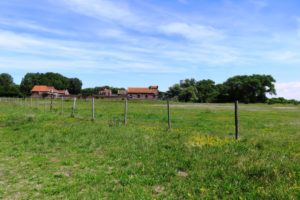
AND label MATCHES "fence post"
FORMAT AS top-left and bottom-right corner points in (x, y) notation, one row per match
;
(61, 96), (64, 114)
(71, 97), (77, 117)
(124, 98), (128, 125)
(50, 95), (54, 111)
(44, 98), (46, 112)
(235, 100), (239, 140)
(92, 97), (95, 121)
(167, 99), (171, 130)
